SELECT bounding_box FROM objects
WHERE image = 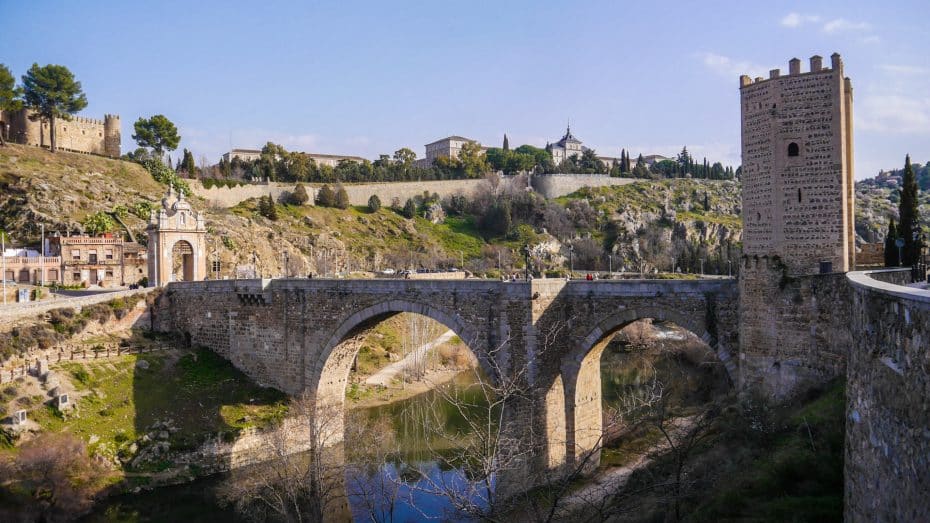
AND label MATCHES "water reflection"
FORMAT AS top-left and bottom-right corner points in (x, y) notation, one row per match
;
(346, 372), (492, 522)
